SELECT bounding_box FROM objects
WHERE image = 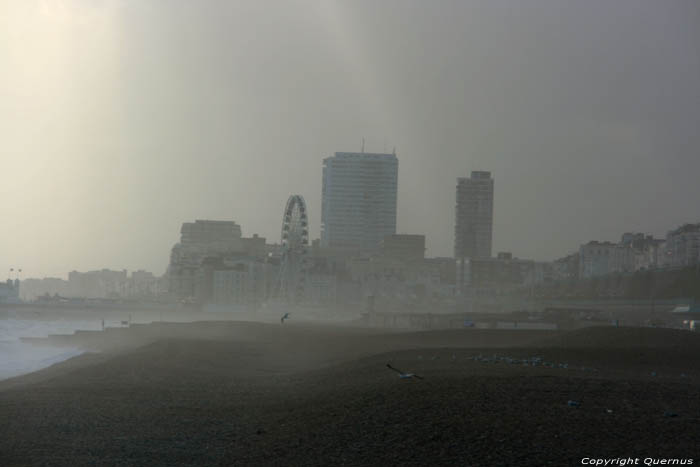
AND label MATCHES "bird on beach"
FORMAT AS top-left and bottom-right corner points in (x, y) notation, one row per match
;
(386, 363), (423, 380)
(280, 312), (290, 324)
